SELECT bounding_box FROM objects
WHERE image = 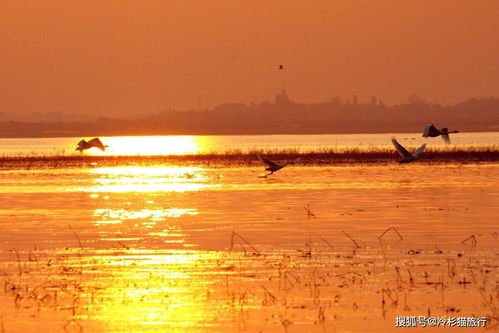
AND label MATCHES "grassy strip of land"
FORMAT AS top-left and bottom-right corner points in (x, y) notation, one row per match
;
(0, 146), (498, 169)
